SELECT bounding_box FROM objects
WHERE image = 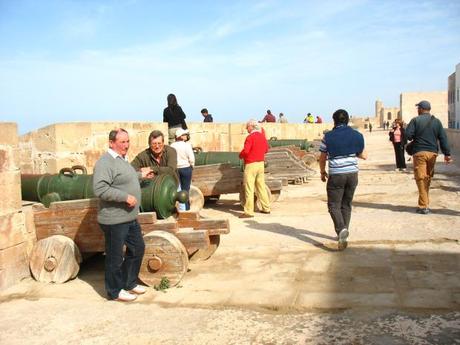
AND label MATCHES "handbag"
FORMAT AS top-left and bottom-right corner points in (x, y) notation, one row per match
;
(405, 141), (415, 156)
(405, 116), (434, 156)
